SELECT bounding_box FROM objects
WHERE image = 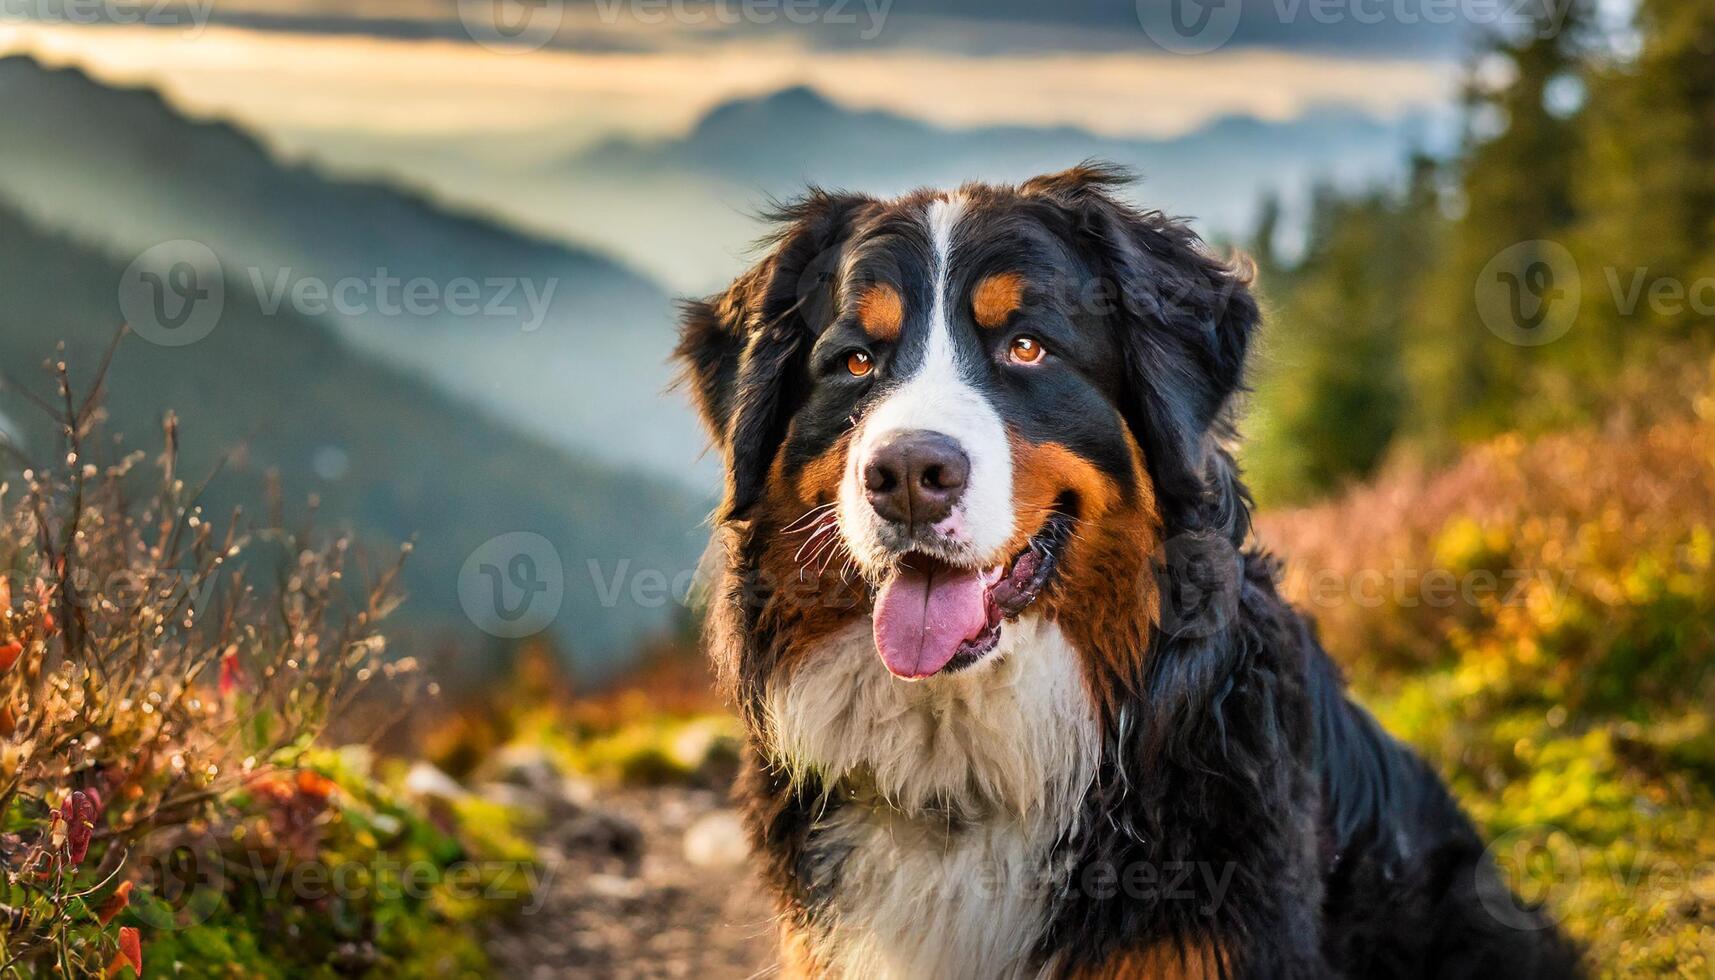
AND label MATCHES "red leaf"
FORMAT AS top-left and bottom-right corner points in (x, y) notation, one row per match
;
(98, 880), (134, 925)
(295, 770), (336, 801)
(106, 927), (142, 976)
(218, 651), (243, 698)
(61, 790), (97, 866)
